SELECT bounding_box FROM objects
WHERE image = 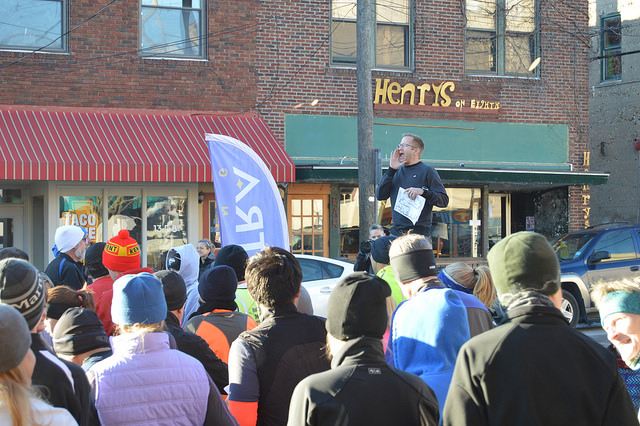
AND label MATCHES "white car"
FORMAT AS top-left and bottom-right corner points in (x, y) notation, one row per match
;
(295, 254), (354, 318)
